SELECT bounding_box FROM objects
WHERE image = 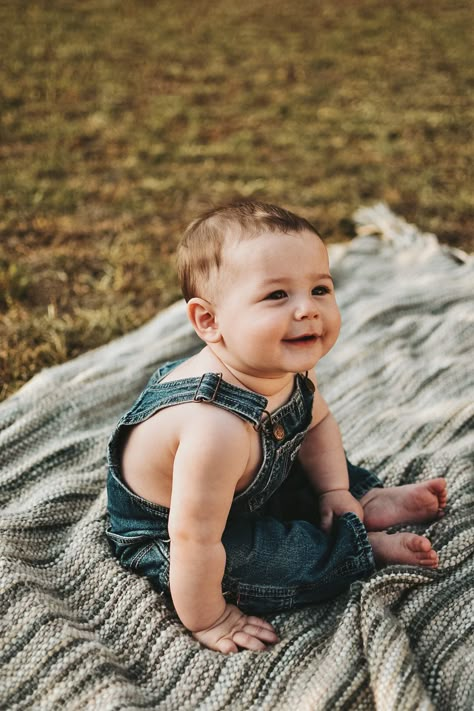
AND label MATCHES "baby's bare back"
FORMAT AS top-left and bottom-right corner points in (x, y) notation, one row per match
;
(121, 399), (262, 508)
